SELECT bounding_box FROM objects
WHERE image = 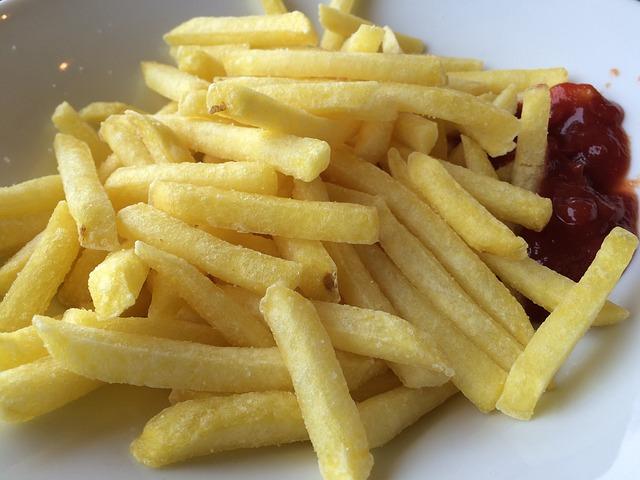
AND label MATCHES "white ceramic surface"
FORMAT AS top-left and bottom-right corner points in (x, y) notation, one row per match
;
(1, 0), (640, 478)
